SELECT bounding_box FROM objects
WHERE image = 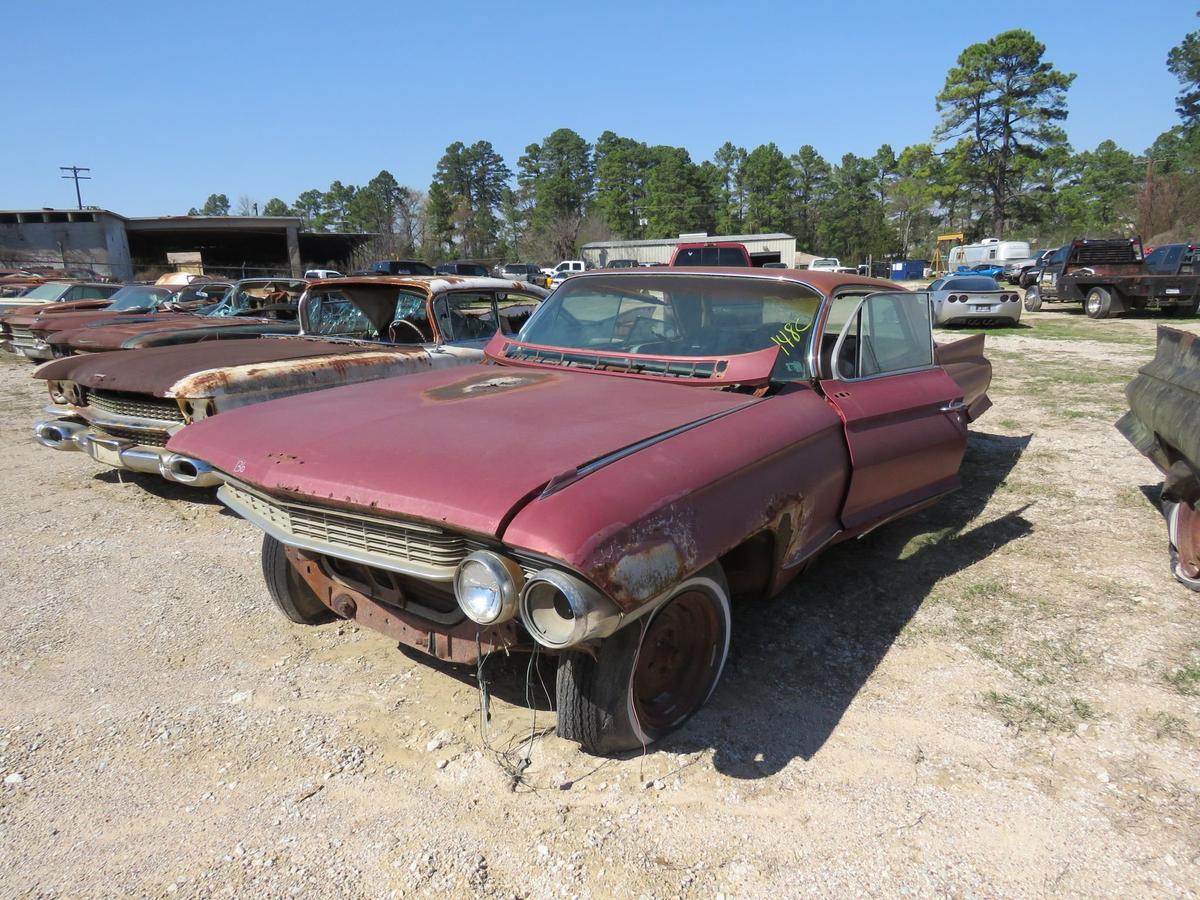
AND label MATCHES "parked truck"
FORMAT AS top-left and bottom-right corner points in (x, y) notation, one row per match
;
(1024, 238), (1200, 319)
